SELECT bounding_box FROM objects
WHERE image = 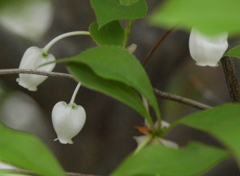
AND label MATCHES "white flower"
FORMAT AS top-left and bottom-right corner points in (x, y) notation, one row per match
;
(52, 101), (86, 144)
(189, 28), (228, 67)
(52, 83), (86, 144)
(16, 46), (55, 91)
(134, 120), (178, 149)
(17, 31), (90, 91)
